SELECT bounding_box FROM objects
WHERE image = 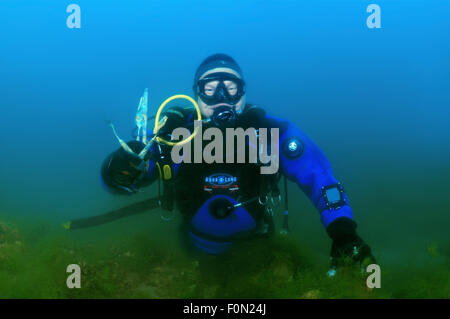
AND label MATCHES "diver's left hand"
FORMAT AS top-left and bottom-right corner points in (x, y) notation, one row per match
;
(326, 217), (376, 277)
(330, 235), (376, 268)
